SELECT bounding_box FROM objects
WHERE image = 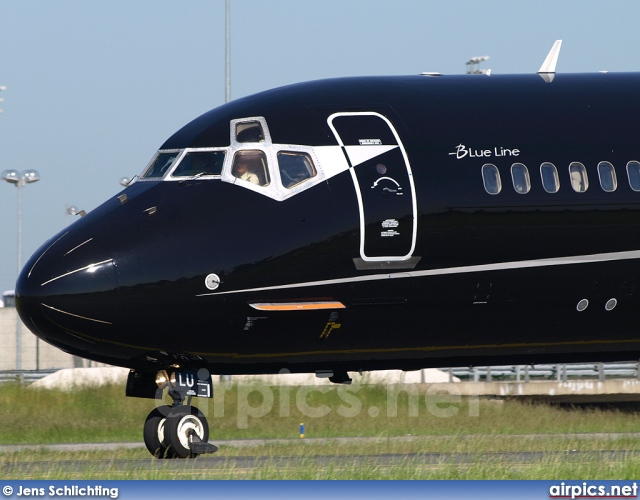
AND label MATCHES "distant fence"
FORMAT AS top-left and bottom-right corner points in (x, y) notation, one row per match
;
(0, 369), (58, 384)
(3, 362), (640, 386)
(447, 362), (640, 383)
